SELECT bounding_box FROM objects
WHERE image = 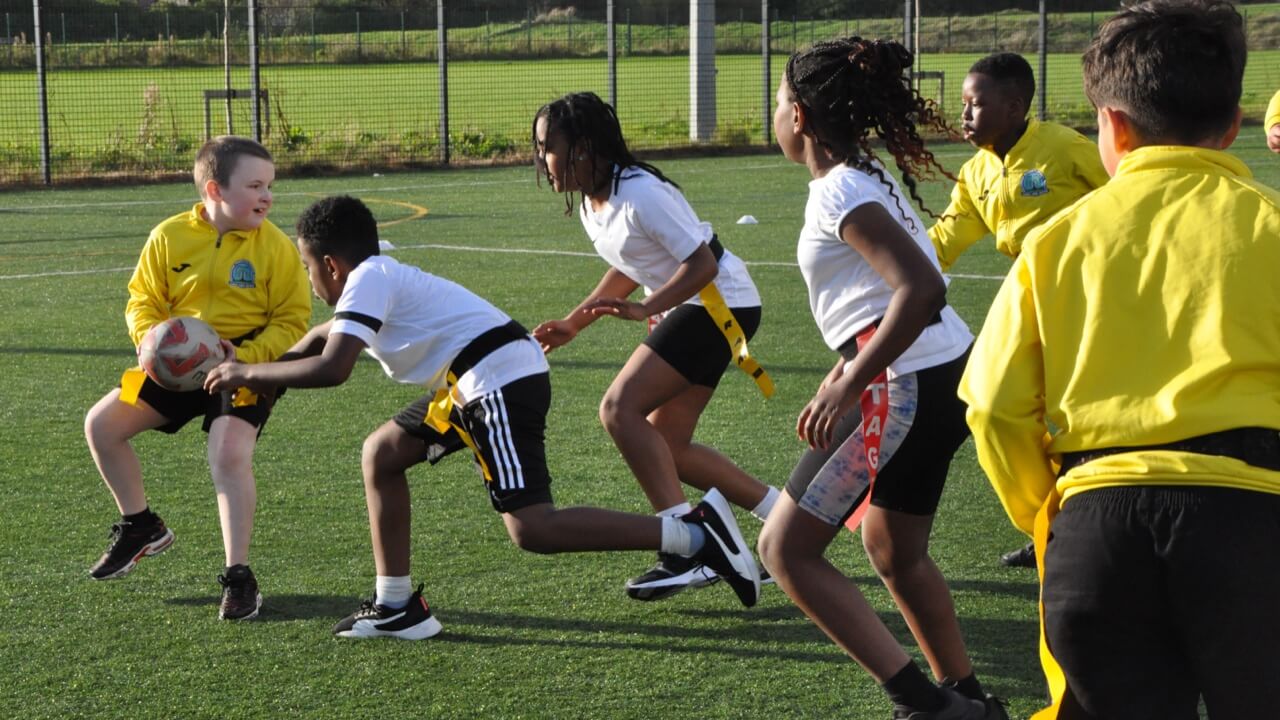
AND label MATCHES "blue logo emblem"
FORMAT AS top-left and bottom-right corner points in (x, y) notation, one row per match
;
(1021, 169), (1049, 197)
(229, 259), (256, 288)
